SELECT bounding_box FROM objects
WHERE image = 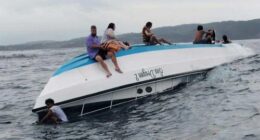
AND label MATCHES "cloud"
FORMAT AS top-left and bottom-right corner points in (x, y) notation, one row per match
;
(0, 0), (259, 45)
